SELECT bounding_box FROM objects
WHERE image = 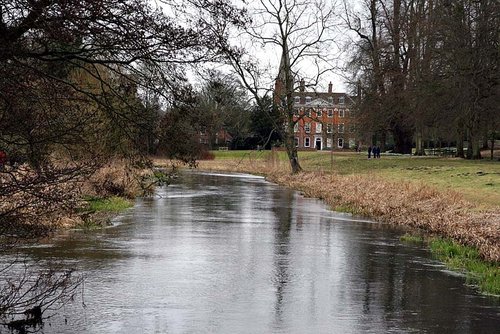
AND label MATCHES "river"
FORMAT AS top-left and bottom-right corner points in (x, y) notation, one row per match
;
(3, 171), (499, 333)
